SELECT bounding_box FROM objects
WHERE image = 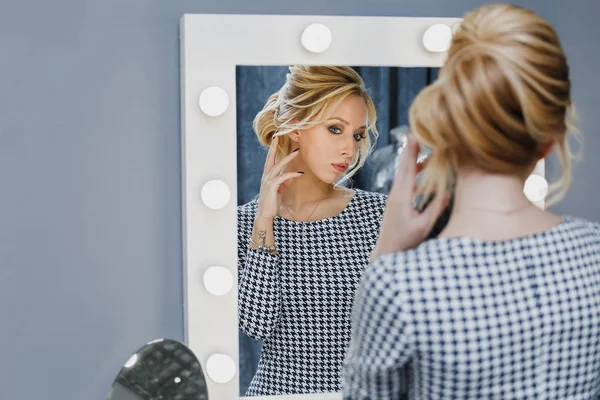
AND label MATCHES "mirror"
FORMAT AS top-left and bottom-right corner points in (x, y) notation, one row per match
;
(180, 13), (547, 400)
(235, 65), (439, 397)
(181, 13), (464, 400)
(107, 339), (208, 400)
